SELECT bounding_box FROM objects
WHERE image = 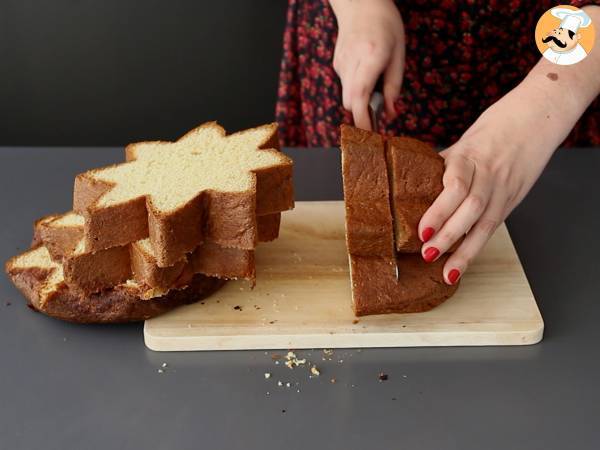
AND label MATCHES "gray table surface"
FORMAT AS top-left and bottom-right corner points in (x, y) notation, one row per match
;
(0, 146), (599, 450)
